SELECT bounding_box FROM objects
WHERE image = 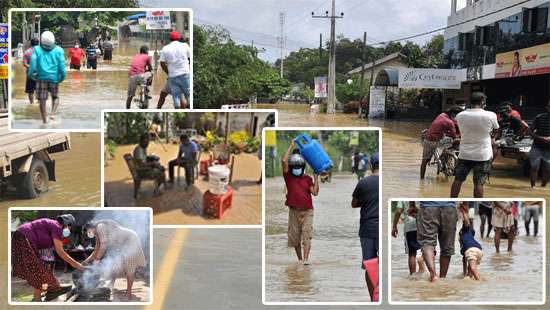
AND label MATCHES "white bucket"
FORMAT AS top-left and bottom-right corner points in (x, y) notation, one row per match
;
(208, 165), (230, 195)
